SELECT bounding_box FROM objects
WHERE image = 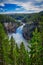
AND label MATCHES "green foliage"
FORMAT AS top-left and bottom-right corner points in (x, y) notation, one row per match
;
(39, 20), (43, 64)
(19, 42), (30, 65)
(0, 23), (43, 65)
(0, 14), (16, 23)
(0, 11), (43, 65)
(29, 28), (43, 65)
(0, 23), (9, 65)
